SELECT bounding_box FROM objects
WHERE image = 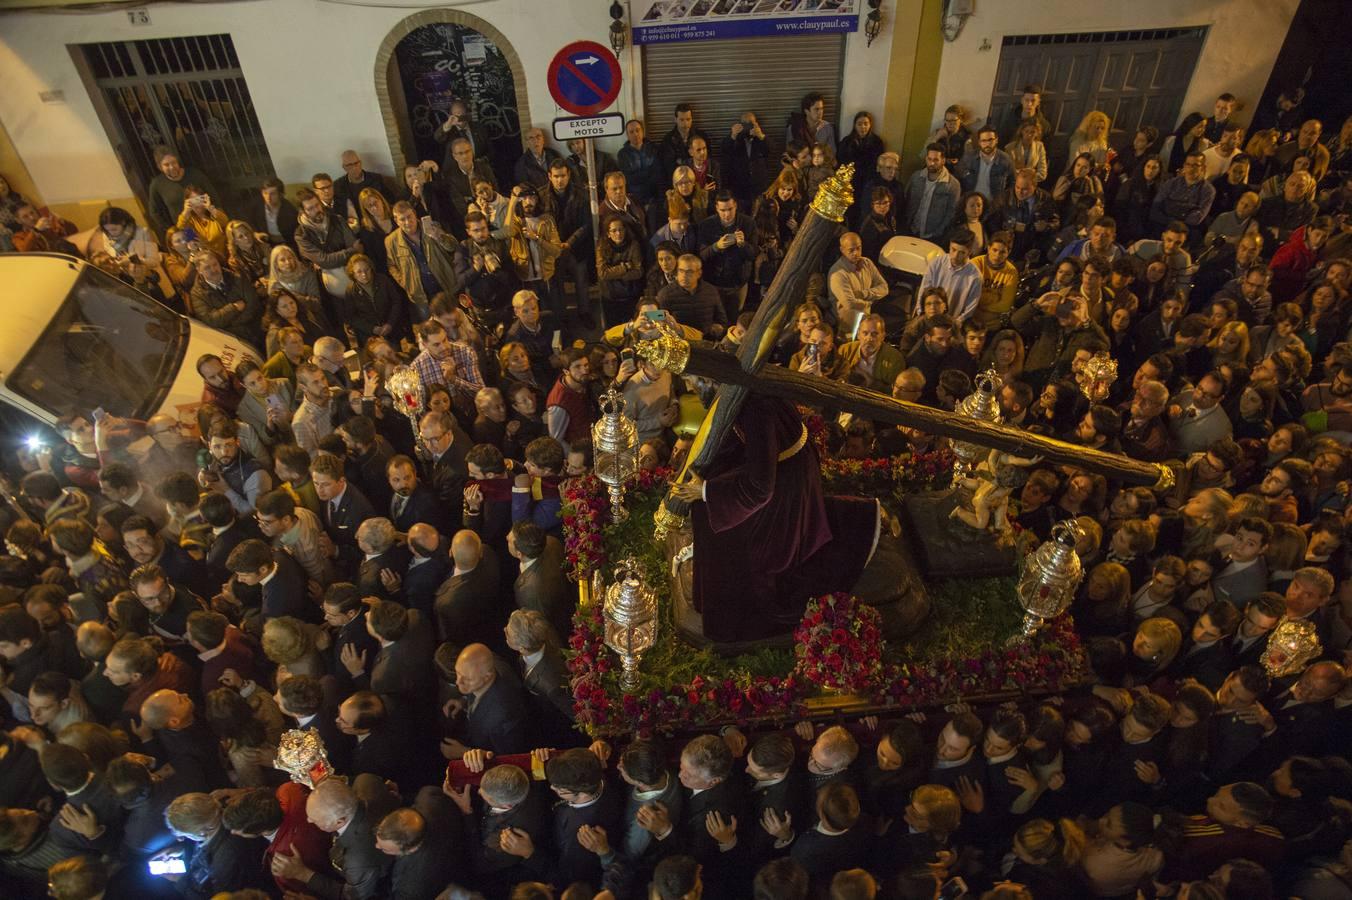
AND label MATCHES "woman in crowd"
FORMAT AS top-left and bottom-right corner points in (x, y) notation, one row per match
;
(263, 288), (332, 358)
(856, 186), (896, 263)
(340, 252), (409, 349)
(355, 187), (396, 273)
(1113, 156), (1163, 244)
(596, 216), (646, 328)
(648, 165), (708, 235)
(1053, 154), (1106, 224)
(836, 111), (884, 196)
(805, 141), (838, 198)
(1006, 120), (1049, 185)
(88, 206), (161, 269)
(266, 243), (324, 309)
(1068, 111), (1112, 172)
(1244, 128), (1283, 186)
(225, 219), (269, 292)
(959, 191), (989, 255)
(1160, 113), (1211, 175)
(644, 239), (681, 303)
(981, 329), (1026, 383)
(175, 184), (229, 257)
(1076, 561), (1132, 638)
